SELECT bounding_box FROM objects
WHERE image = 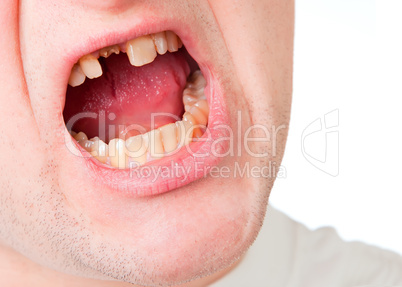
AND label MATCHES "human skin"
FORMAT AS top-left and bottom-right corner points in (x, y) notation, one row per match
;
(0, 0), (294, 286)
